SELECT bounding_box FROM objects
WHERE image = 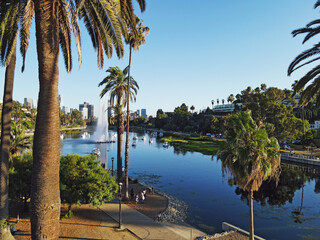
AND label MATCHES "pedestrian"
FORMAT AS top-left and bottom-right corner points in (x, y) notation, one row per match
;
(143, 189), (147, 199)
(135, 194), (139, 204)
(157, 211), (162, 221)
(140, 191), (145, 203)
(130, 188), (134, 200)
